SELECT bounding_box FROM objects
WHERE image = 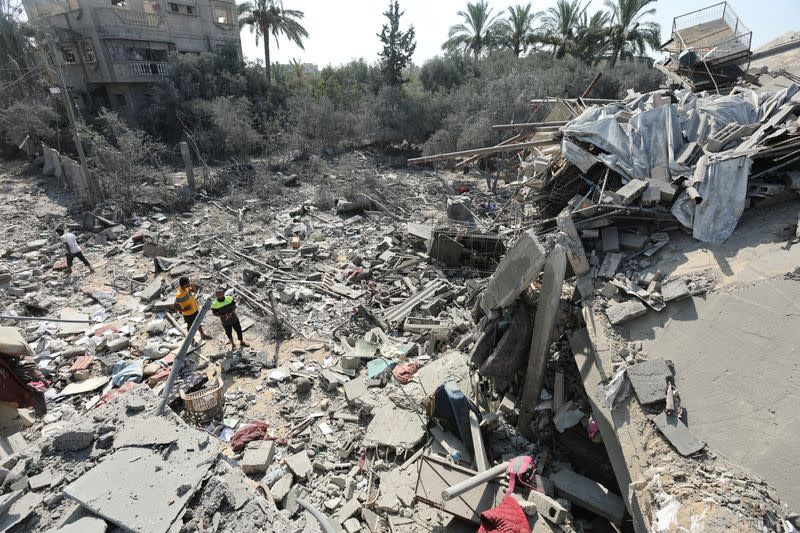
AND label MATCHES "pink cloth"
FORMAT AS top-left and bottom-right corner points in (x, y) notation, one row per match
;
(231, 421), (270, 452)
